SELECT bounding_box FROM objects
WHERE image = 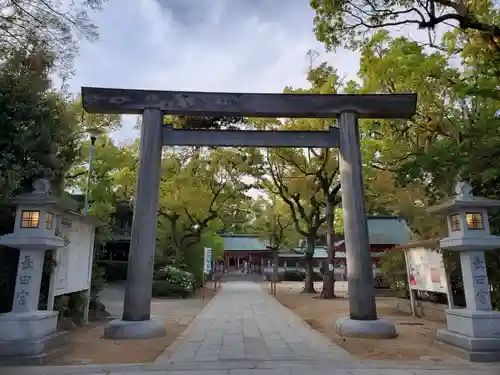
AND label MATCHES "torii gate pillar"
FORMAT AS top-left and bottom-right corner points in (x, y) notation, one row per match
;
(82, 87), (416, 340)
